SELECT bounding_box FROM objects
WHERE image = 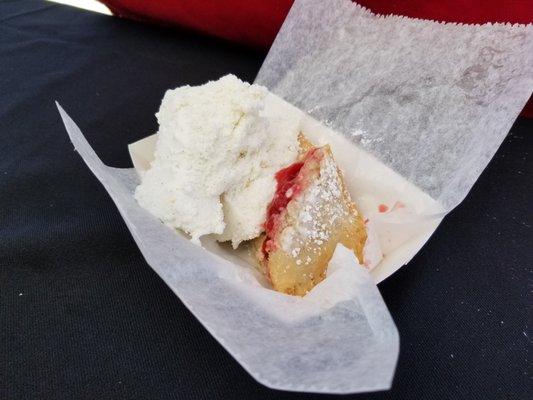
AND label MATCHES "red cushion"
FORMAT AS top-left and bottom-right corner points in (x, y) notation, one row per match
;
(101, 0), (532, 116)
(102, 0), (294, 49)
